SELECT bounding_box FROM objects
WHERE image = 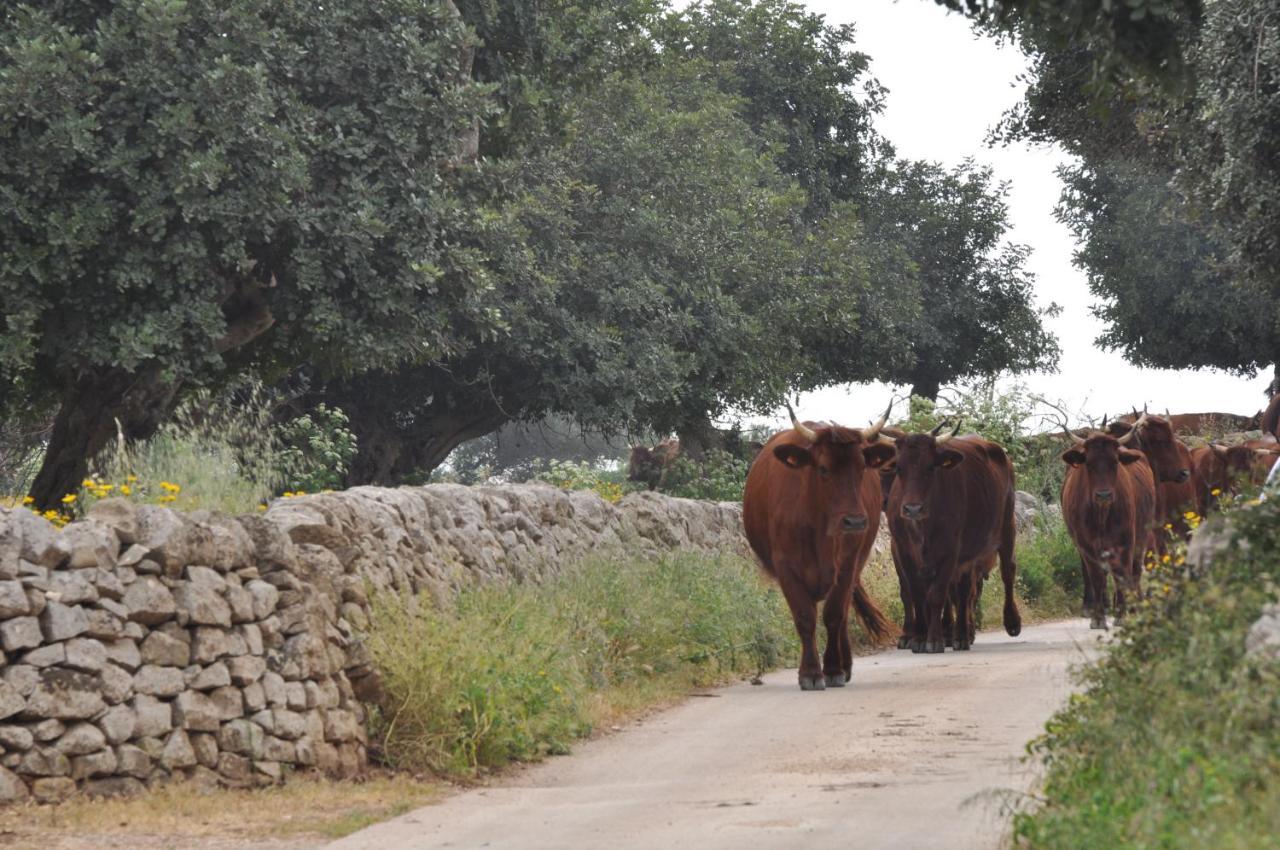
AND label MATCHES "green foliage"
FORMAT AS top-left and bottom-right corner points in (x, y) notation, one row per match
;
(657, 450), (751, 502)
(365, 551), (795, 777)
(859, 160), (1060, 399)
(90, 387), (282, 514)
(1014, 498), (1280, 848)
(1014, 514), (1082, 606)
(276, 404), (358, 494)
(534, 461), (630, 504)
